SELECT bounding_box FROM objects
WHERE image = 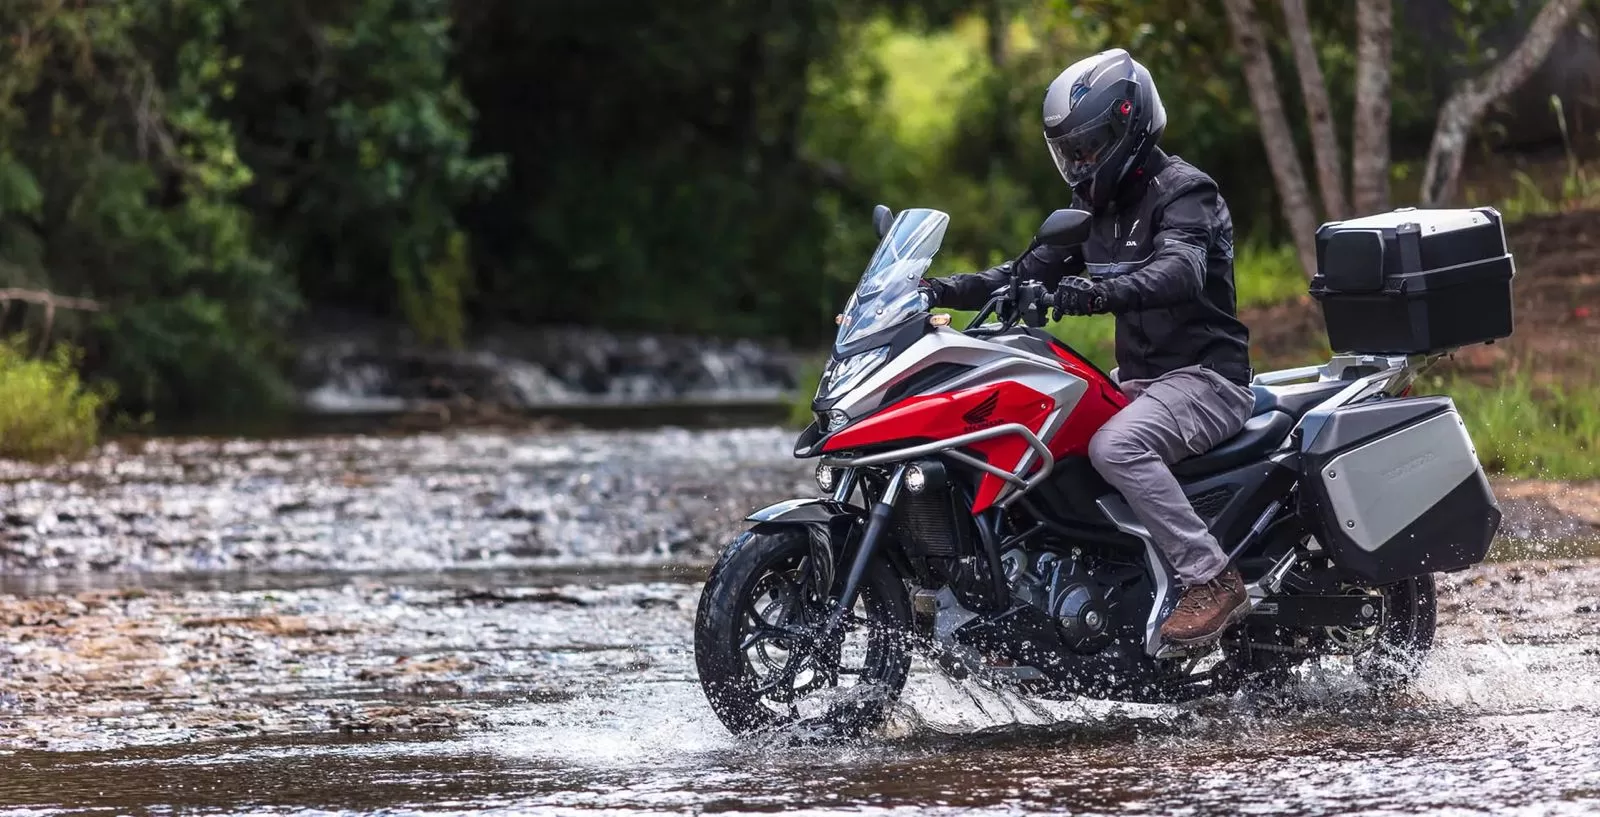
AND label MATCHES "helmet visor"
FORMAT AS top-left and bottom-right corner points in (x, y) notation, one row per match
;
(1046, 113), (1120, 187)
